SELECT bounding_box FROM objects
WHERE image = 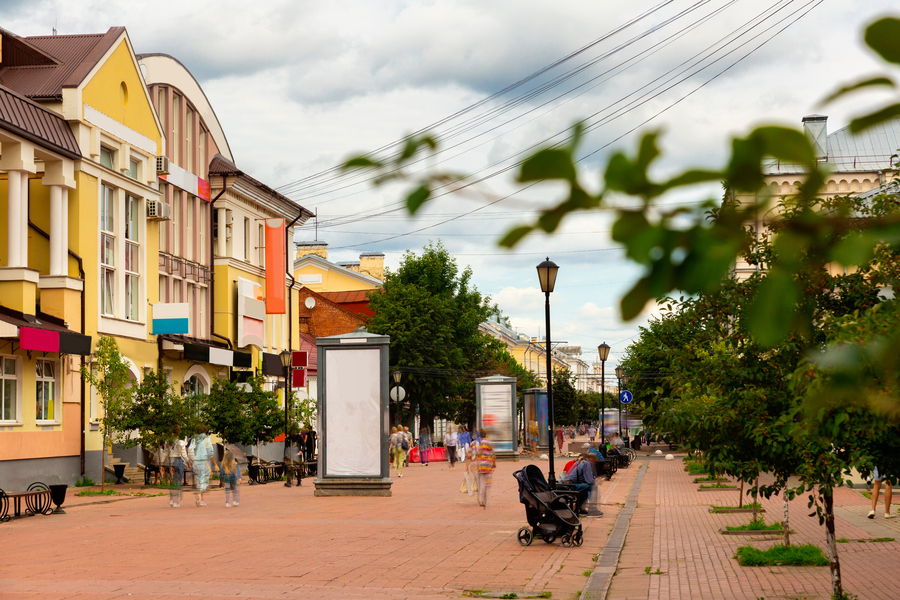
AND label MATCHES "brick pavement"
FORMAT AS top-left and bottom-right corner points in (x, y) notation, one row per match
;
(606, 456), (900, 600)
(0, 447), (628, 600)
